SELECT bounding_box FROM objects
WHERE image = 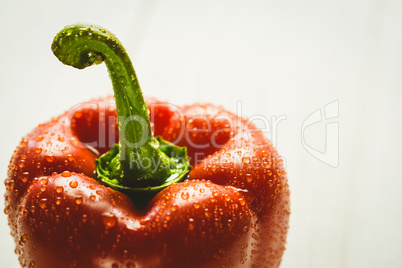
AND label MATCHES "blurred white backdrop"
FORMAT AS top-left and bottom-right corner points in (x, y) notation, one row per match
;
(1, 0), (401, 267)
